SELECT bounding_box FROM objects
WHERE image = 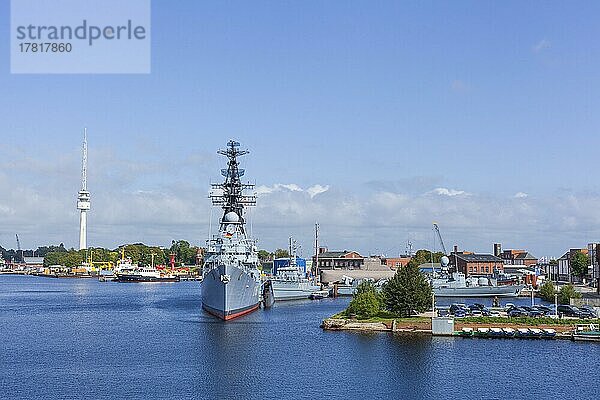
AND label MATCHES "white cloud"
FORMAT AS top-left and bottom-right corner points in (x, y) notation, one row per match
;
(3, 144), (600, 258)
(306, 184), (330, 198)
(0, 204), (15, 215)
(430, 187), (468, 197)
(533, 39), (550, 53)
(255, 183), (327, 197)
(279, 184), (303, 192)
(255, 185), (275, 195)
